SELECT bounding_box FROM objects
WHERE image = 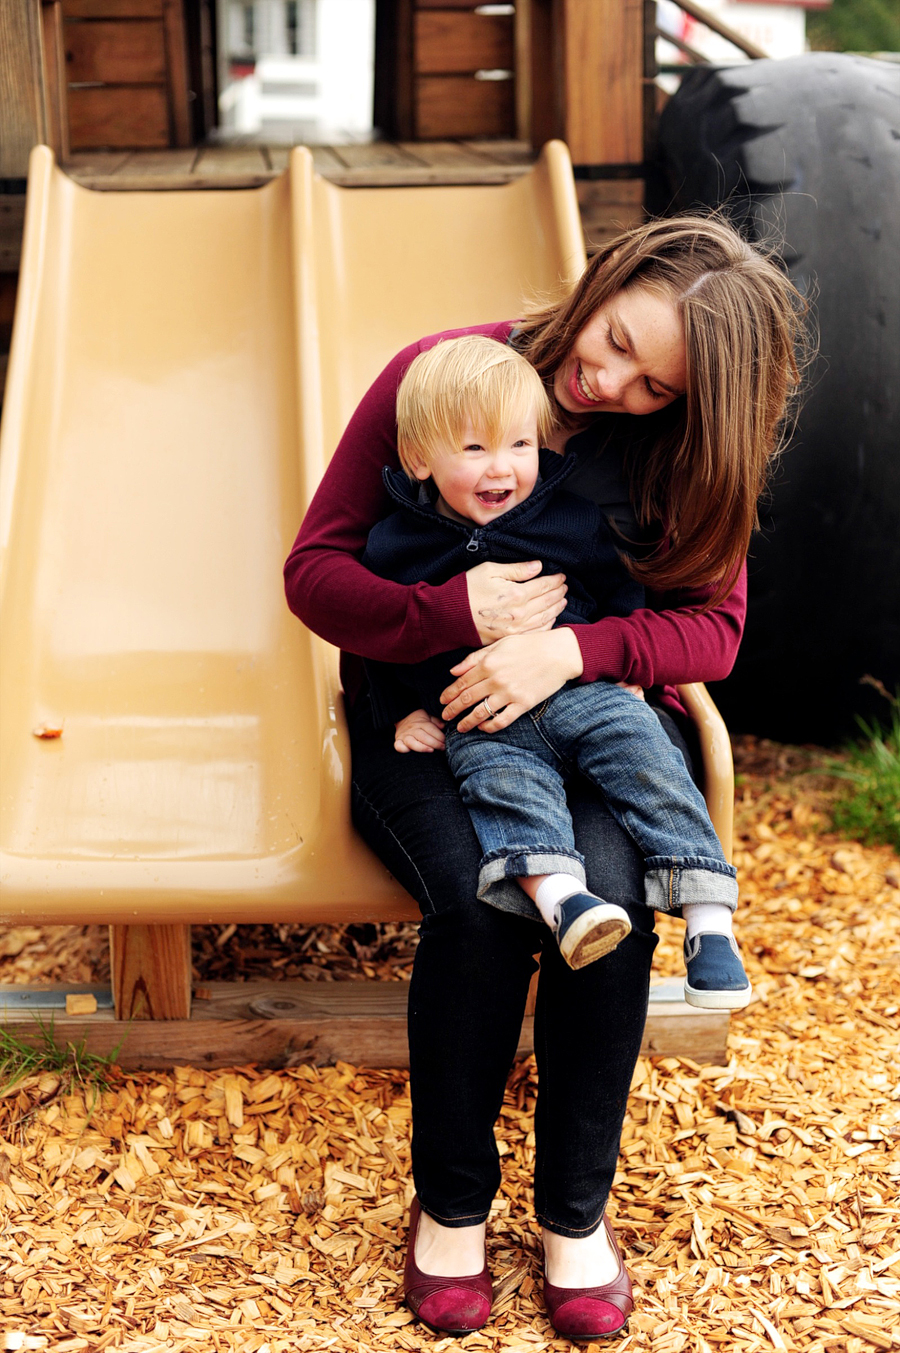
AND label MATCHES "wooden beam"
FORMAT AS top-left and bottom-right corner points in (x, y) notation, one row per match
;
(1, 978), (730, 1069)
(108, 923), (192, 1020)
(0, 0), (46, 177)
